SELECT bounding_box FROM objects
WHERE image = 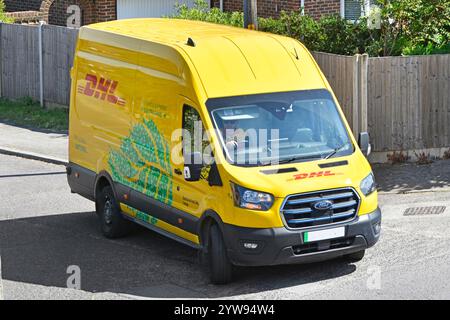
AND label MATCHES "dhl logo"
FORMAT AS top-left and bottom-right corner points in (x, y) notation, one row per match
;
(292, 171), (342, 180)
(78, 74), (126, 106)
